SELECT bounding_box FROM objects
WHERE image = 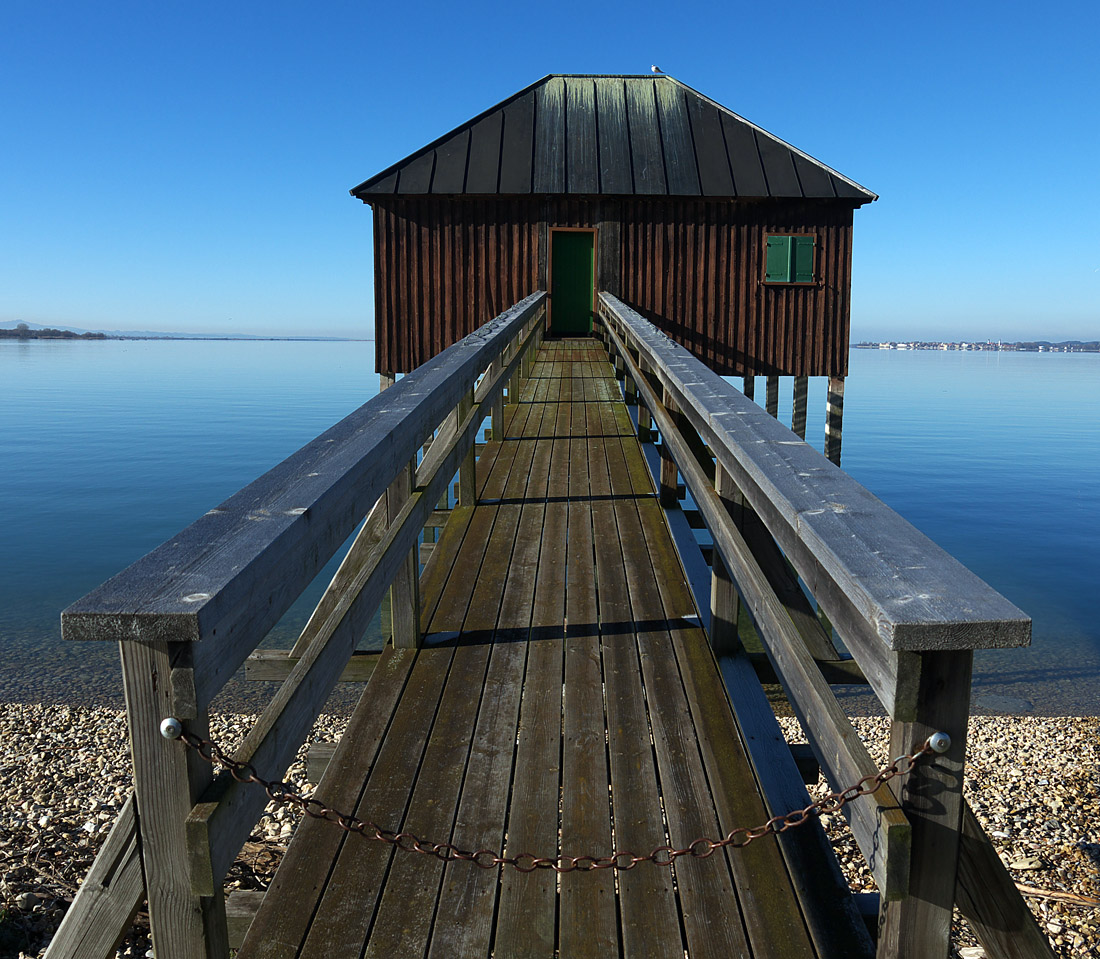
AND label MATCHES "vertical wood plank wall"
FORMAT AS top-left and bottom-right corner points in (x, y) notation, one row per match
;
(372, 197), (854, 378)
